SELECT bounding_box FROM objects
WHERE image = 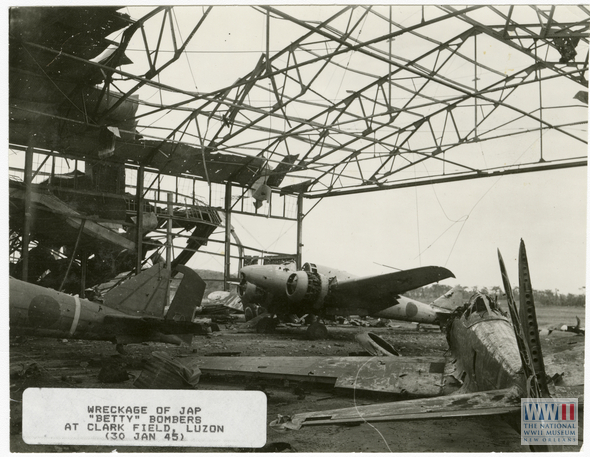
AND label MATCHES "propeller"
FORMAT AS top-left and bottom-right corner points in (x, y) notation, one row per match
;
(518, 239), (550, 397)
(498, 243), (542, 398)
